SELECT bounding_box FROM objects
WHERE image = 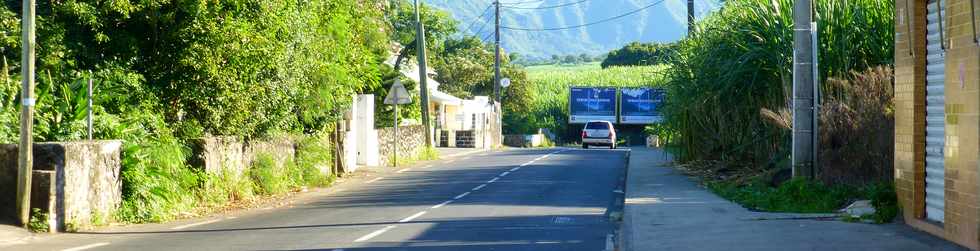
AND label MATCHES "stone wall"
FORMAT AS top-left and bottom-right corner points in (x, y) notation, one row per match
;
(378, 125), (425, 166)
(0, 141), (122, 232)
(190, 136), (301, 177)
(894, 1), (979, 249)
(503, 134), (549, 148)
